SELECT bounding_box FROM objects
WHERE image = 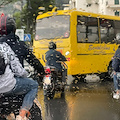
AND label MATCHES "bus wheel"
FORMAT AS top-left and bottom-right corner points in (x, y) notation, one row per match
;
(72, 75), (85, 79)
(72, 75), (85, 82)
(72, 75), (78, 79)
